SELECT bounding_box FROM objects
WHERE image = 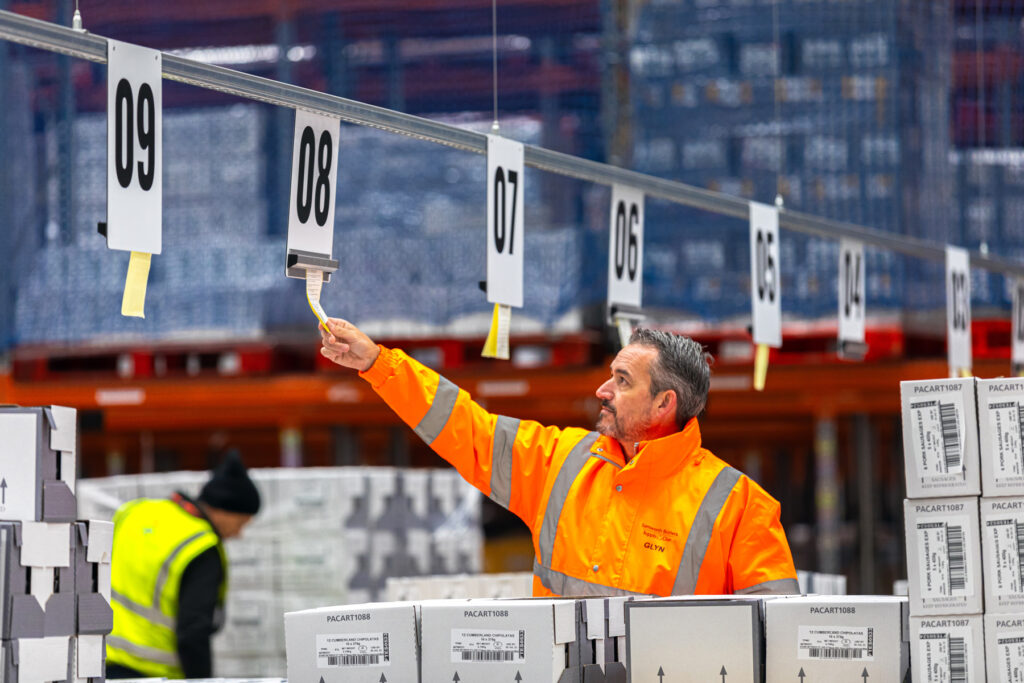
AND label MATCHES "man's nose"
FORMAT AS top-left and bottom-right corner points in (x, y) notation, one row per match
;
(595, 379), (613, 400)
